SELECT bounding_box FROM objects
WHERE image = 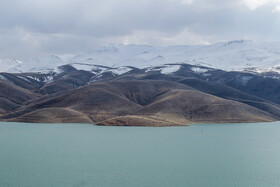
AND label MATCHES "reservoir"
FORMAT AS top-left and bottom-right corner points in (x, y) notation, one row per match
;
(0, 122), (280, 187)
